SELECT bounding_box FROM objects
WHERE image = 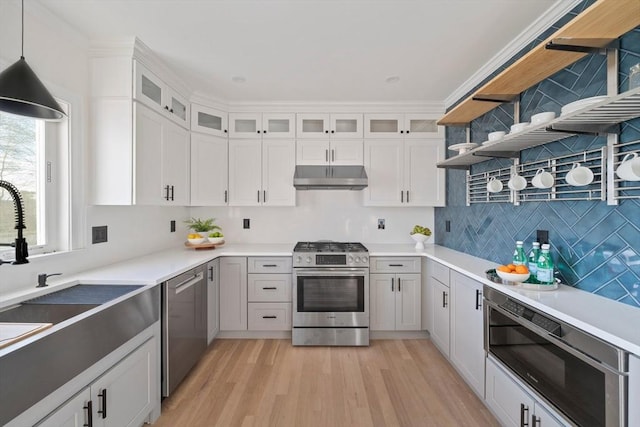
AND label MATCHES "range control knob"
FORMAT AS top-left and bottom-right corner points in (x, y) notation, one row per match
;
(306, 257), (312, 264)
(348, 256), (354, 263)
(355, 257), (361, 263)
(296, 256), (302, 263)
(362, 256), (368, 263)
